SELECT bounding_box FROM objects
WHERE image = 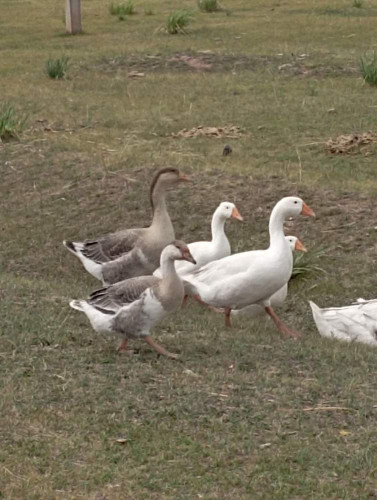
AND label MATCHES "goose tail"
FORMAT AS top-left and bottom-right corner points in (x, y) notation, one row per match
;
(70, 299), (86, 311)
(63, 240), (84, 255)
